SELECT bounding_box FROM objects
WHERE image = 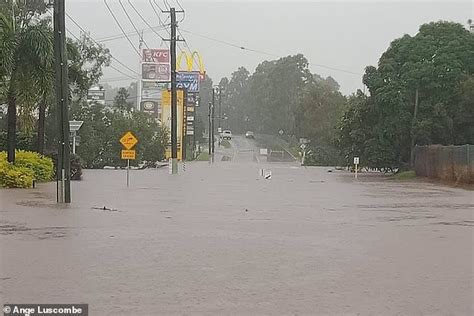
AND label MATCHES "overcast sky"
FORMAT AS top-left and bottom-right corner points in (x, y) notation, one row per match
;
(67, 0), (473, 95)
